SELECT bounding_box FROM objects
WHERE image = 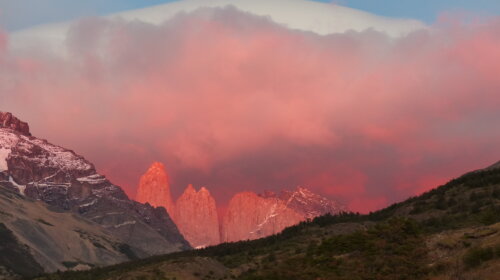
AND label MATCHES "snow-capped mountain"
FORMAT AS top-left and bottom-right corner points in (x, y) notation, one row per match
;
(0, 112), (190, 269)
